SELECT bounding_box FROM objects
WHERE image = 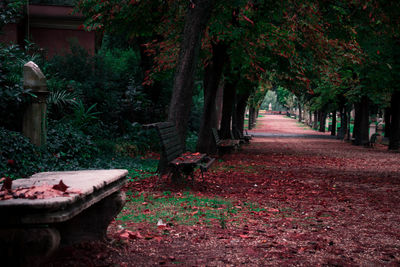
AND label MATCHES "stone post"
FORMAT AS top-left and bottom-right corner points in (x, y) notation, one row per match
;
(369, 123), (376, 139)
(22, 61), (49, 147)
